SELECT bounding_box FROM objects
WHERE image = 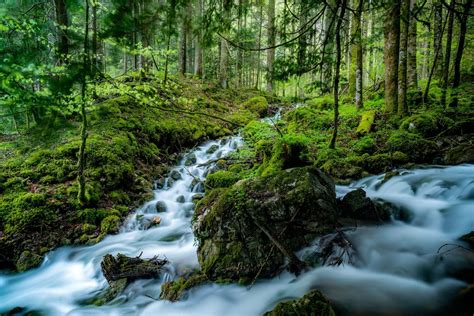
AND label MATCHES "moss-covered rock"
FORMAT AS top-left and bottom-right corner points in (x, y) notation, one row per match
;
(264, 289), (336, 316)
(160, 272), (208, 301)
(400, 112), (452, 137)
(242, 96), (269, 118)
(356, 111), (375, 136)
(338, 188), (390, 222)
(205, 170), (241, 189)
(194, 167), (338, 281)
(386, 130), (438, 162)
(444, 143), (474, 165)
(15, 250), (43, 272)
